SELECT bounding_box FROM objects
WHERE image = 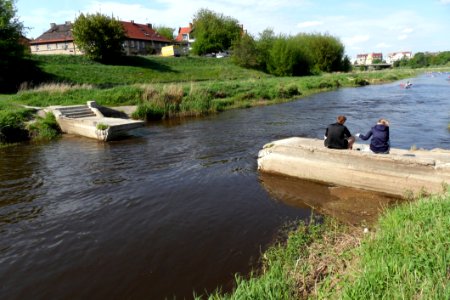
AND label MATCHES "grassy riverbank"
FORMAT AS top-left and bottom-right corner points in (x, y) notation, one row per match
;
(0, 55), (448, 142)
(1, 55), (429, 144)
(204, 189), (449, 299)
